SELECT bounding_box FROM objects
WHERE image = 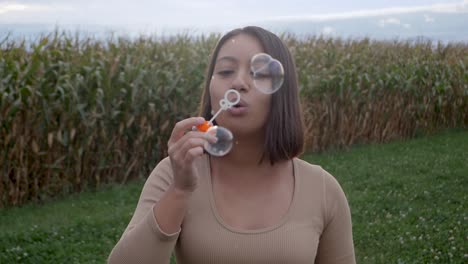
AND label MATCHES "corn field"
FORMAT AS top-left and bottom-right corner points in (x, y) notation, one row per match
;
(289, 37), (467, 151)
(1, 32), (467, 207)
